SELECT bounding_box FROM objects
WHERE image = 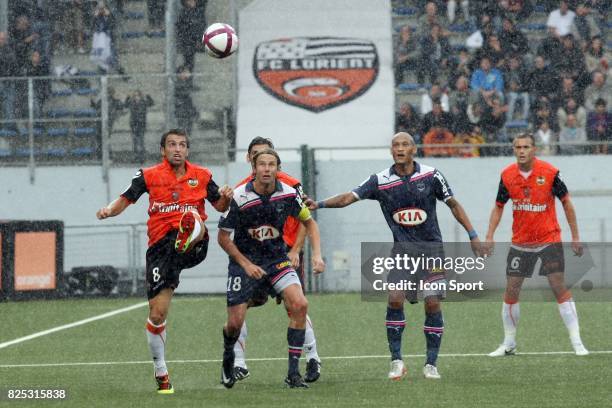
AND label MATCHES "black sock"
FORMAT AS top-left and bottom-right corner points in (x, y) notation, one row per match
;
(287, 327), (306, 376)
(386, 307), (406, 361)
(424, 311), (444, 366)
